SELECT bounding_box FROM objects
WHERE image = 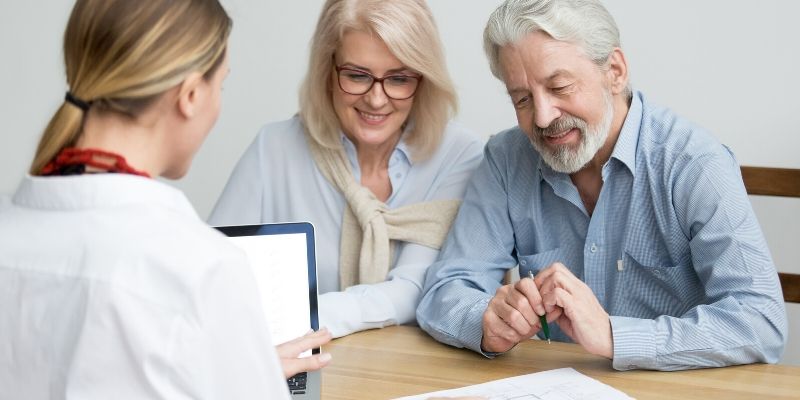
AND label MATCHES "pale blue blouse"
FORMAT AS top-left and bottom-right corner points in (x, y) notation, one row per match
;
(209, 116), (484, 337)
